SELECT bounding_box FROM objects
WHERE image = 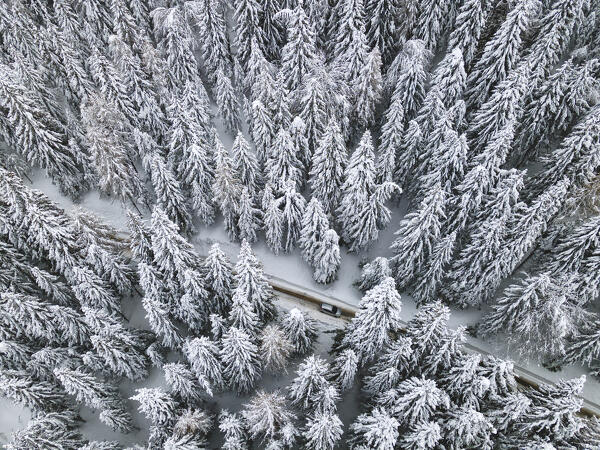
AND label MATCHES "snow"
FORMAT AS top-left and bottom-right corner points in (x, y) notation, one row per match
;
(23, 168), (600, 414)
